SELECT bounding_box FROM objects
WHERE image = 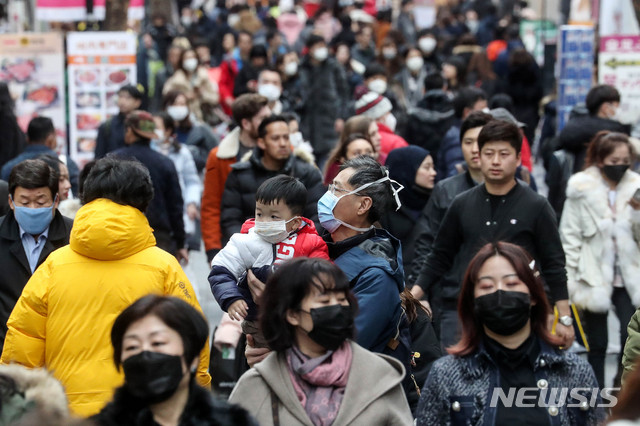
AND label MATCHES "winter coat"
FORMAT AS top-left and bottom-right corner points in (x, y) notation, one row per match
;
(378, 123), (409, 158)
(558, 115), (631, 173)
(417, 337), (605, 426)
(0, 364), (69, 425)
(0, 115), (25, 170)
(327, 229), (411, 364)
(392, 67), (427, 111)
(177, 122), (219, 173)
(94, 113), (126, 160)
(404, 90), (455, 157)
(209, 217), (329, 320)
(0, 199), (211, 417)
(113, 142), (185, 250)
(436, 122), (463, 179)
(201, 127), (241, 257)
(298, 56), (350, 156)
(622, 307), (640, 385)
(560, 166), (640, 313)
(94, 382), (256, 426)
(1, 145), (80, 192)
(0, 210), (72, 351)
(506, 61), (543, 143)
(163, 68), (219, 122)
(219, 148), (324, 243)
(229, 341), (413, 425)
